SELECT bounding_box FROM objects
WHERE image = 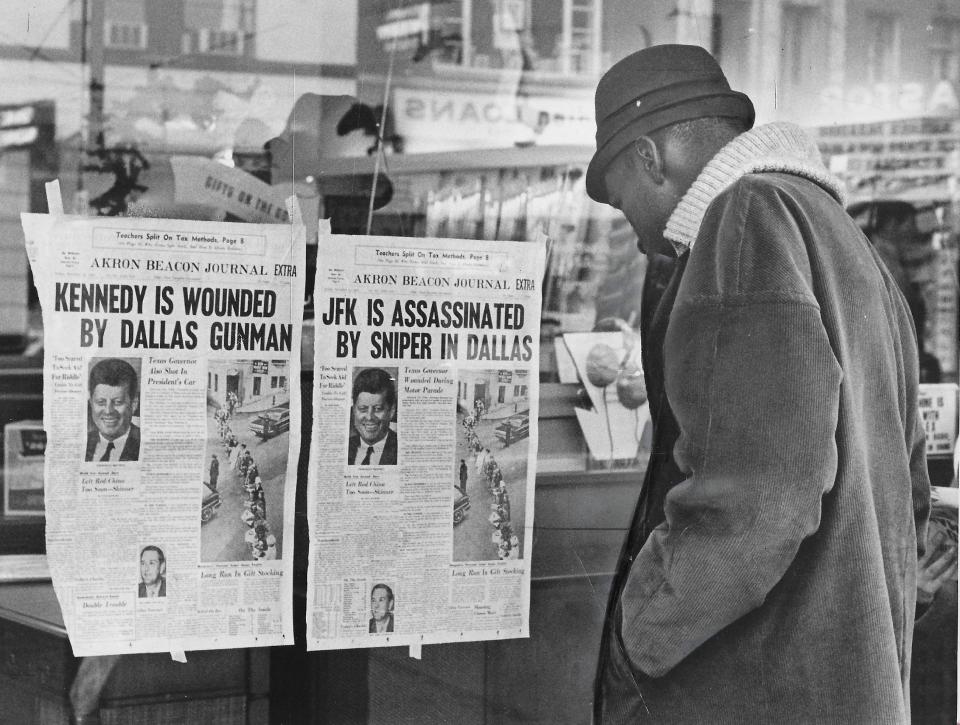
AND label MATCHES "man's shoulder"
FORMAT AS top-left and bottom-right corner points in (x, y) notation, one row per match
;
(689, 172), (851, 302)
(715, 171), (839, 213)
